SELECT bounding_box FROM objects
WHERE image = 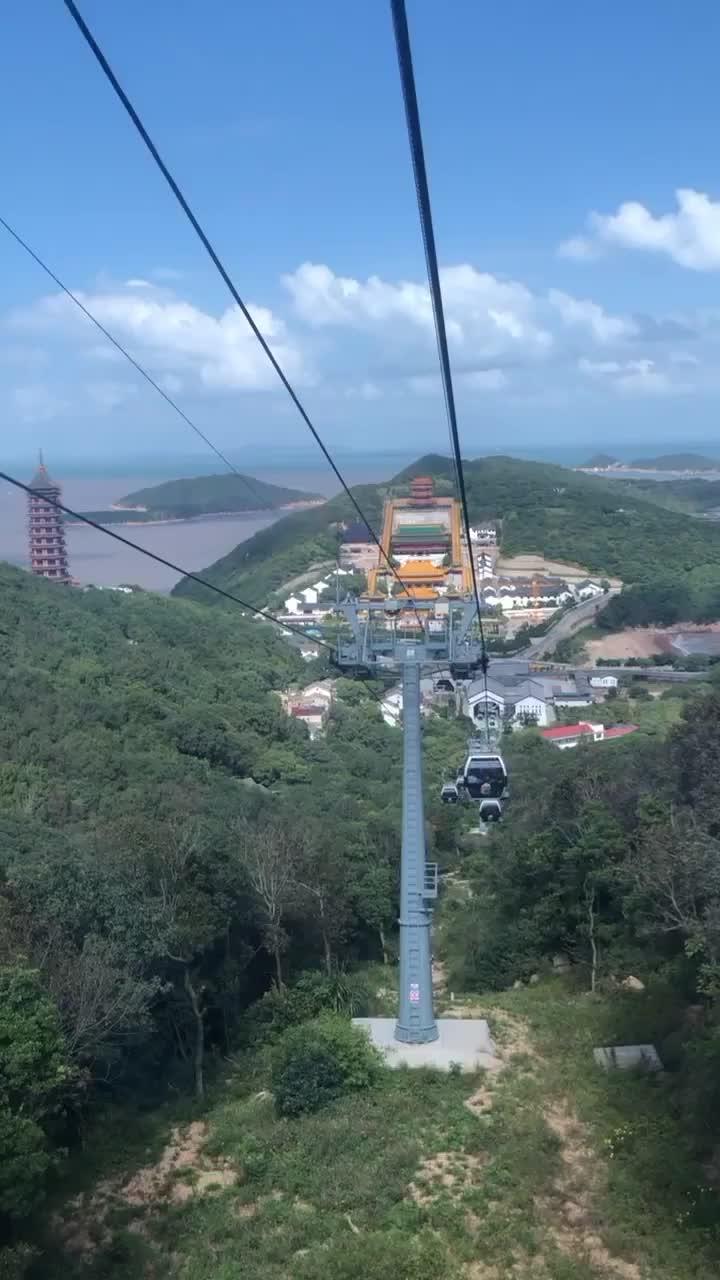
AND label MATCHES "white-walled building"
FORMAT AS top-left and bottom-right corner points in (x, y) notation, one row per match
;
(590, 674), (619, 689)
(470, 524), (497, 544)
(465, 675), (552, 728)
(574, 579), (604, 600)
